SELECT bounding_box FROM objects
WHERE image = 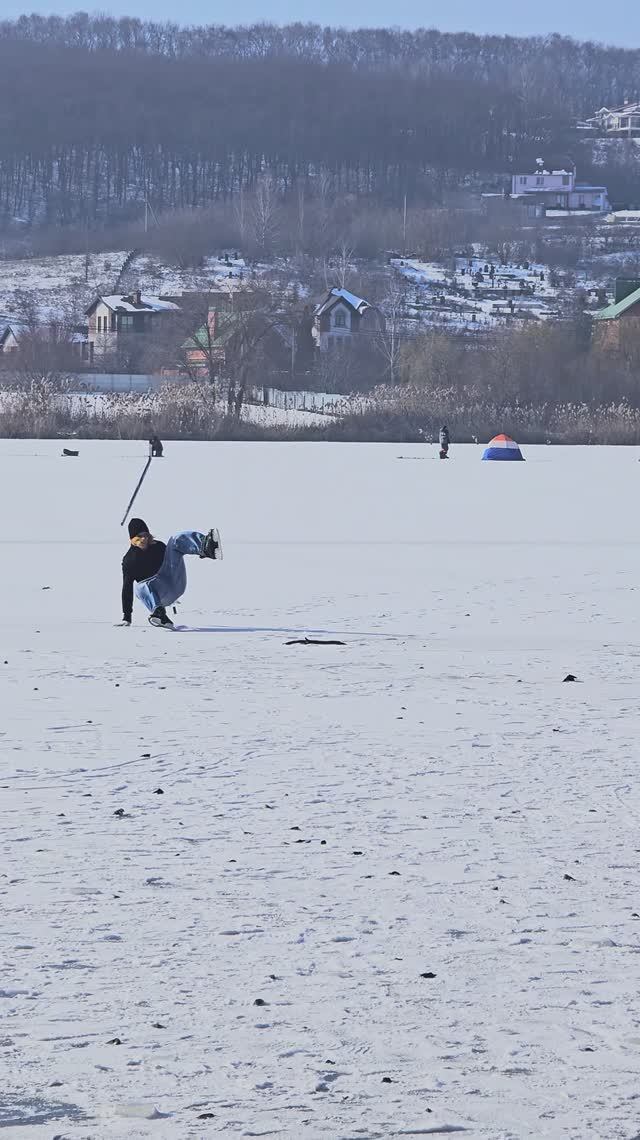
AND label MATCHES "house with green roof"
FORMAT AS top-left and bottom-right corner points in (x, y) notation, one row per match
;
(593, 279), (640, 348)
(181, 304), (297, 383)
(181, 310), (241, 379)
